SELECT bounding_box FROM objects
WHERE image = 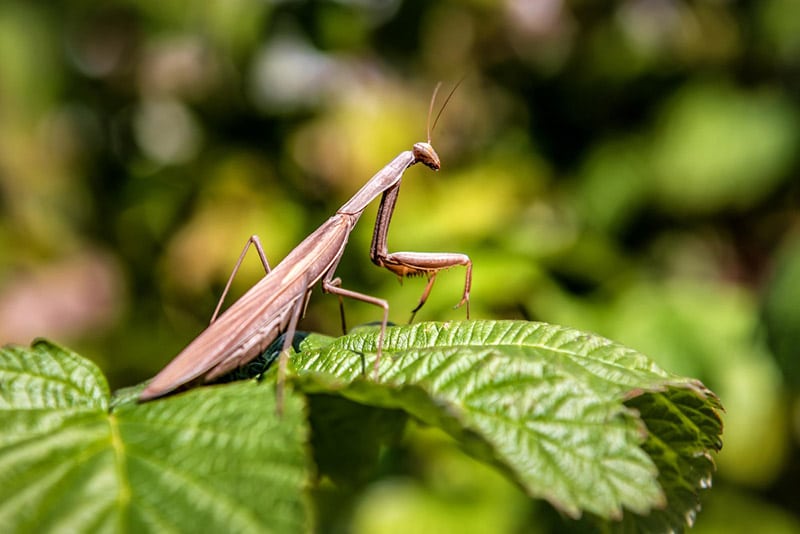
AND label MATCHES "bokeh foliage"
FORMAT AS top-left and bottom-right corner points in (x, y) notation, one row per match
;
(0, 0), (799, 531)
